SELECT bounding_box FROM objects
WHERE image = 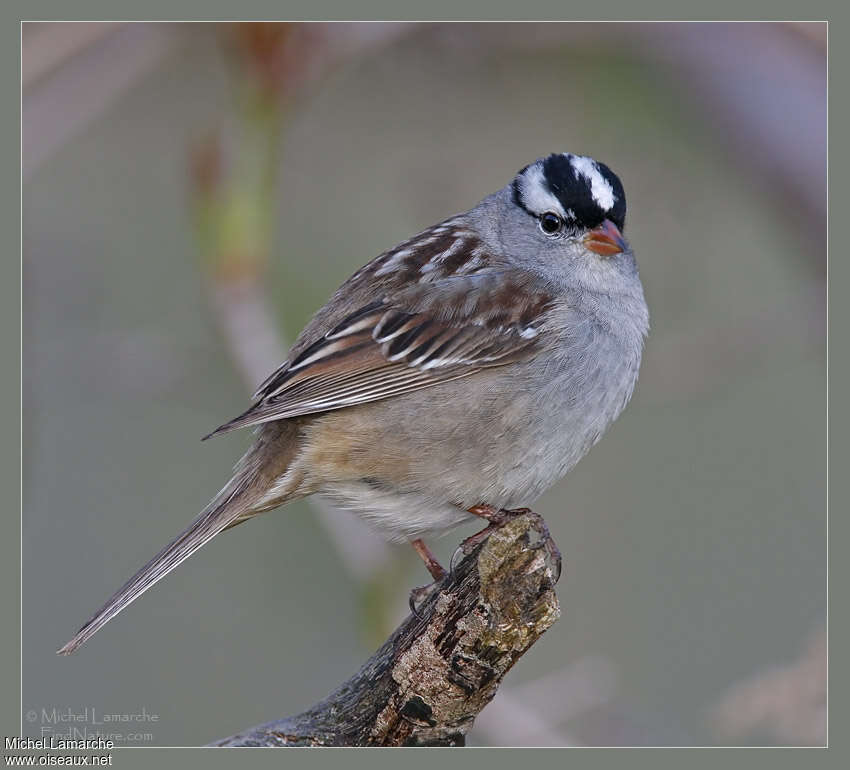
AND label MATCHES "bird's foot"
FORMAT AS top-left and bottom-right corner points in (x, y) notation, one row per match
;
(408, 538), (448, 617)
(456, 505), (562, 582)
(408, 582), (441, 617)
